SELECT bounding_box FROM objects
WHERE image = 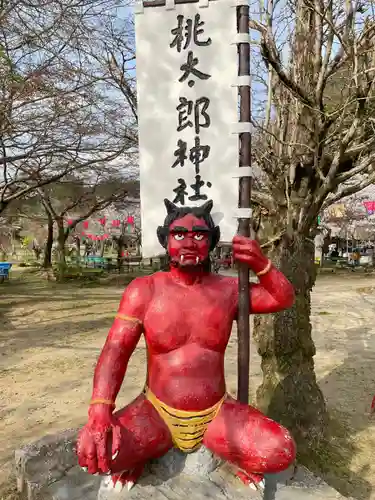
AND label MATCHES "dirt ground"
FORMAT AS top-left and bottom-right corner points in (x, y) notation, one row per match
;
(0, 270), (375, 499)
